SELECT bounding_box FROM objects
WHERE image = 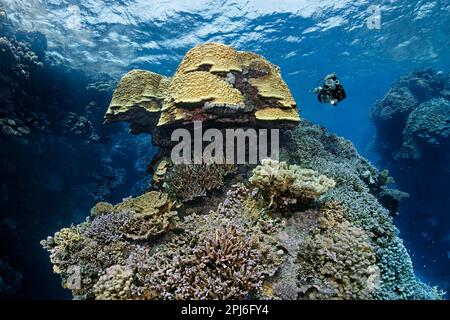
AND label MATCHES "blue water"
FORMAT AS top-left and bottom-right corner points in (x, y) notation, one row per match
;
(1, 0), (449, 298)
